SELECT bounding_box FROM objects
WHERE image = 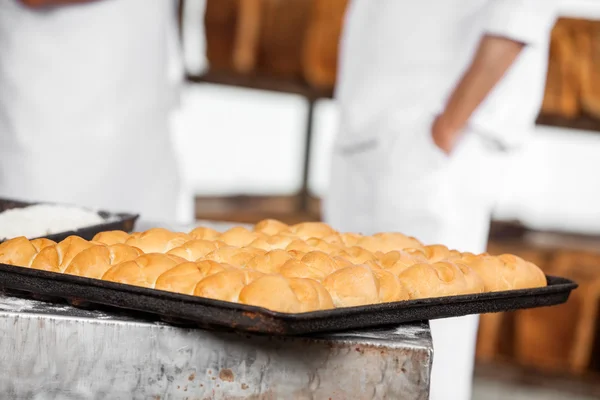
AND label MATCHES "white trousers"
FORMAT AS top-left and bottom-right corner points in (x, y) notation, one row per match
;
(323, 116), (509, 400)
